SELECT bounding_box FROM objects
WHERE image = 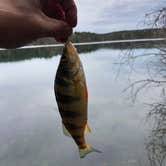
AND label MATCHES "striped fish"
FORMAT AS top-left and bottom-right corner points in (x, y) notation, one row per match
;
(54, 41), (100, 158)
